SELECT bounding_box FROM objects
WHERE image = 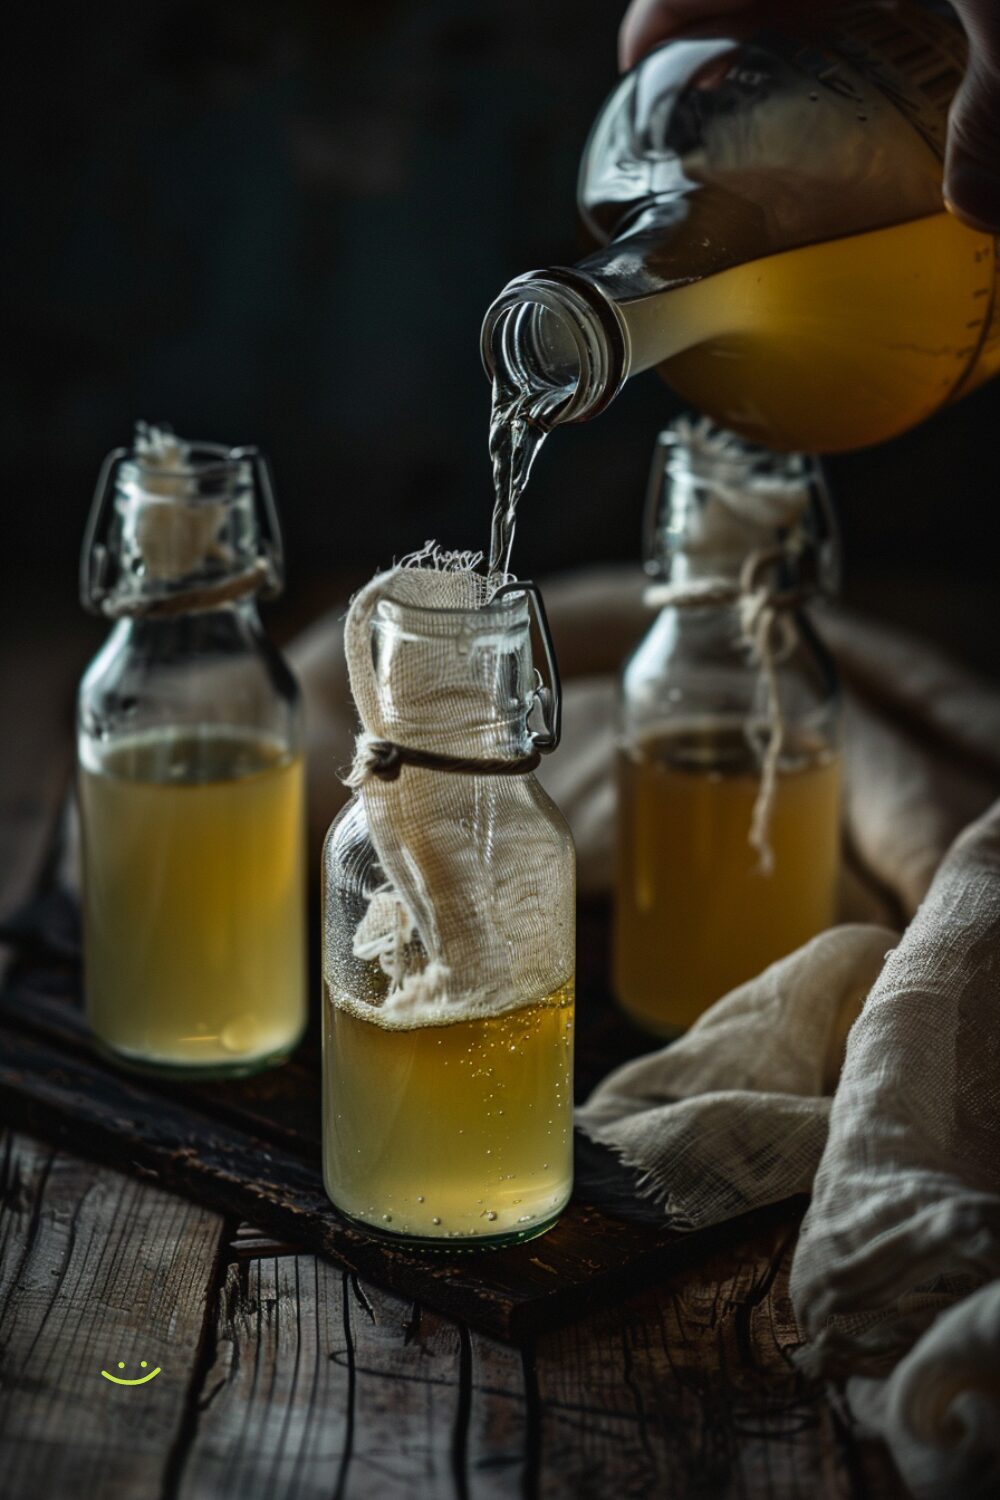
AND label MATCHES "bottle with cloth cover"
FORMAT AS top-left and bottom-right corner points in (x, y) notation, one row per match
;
(481, 0), (1000, 454)
(322, 549), (575, 1248)
(77, 423), (306, 1076)
(613, 419), (842, 1037)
